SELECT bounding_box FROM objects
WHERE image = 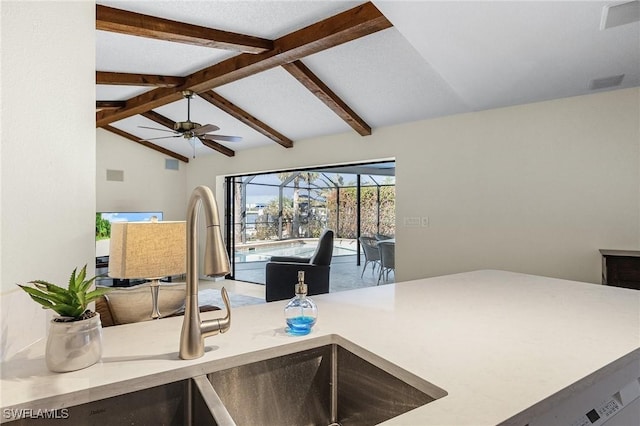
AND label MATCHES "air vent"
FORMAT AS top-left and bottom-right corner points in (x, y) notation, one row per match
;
(589, 74), (625, 90)
(106, 169), (124, 182)
(601, 1), (640, 30)
(165, 159), (179, 170)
